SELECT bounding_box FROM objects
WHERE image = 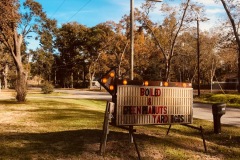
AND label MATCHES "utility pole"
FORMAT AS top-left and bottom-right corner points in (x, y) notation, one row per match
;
(129, 0), (163, 144)
(130, 0), (163, 80)
(130, 0), (134, 80)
